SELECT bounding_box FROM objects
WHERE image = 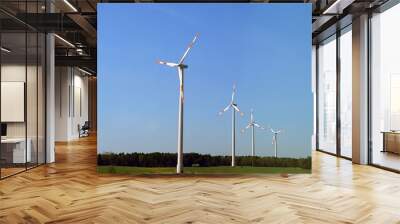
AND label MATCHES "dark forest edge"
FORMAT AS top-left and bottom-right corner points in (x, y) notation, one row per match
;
(97, 152), (312, 169)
